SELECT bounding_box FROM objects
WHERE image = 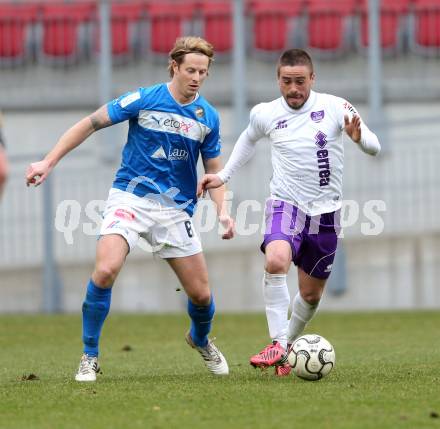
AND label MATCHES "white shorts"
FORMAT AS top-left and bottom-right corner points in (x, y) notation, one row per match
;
(100, 188), (202, 258)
